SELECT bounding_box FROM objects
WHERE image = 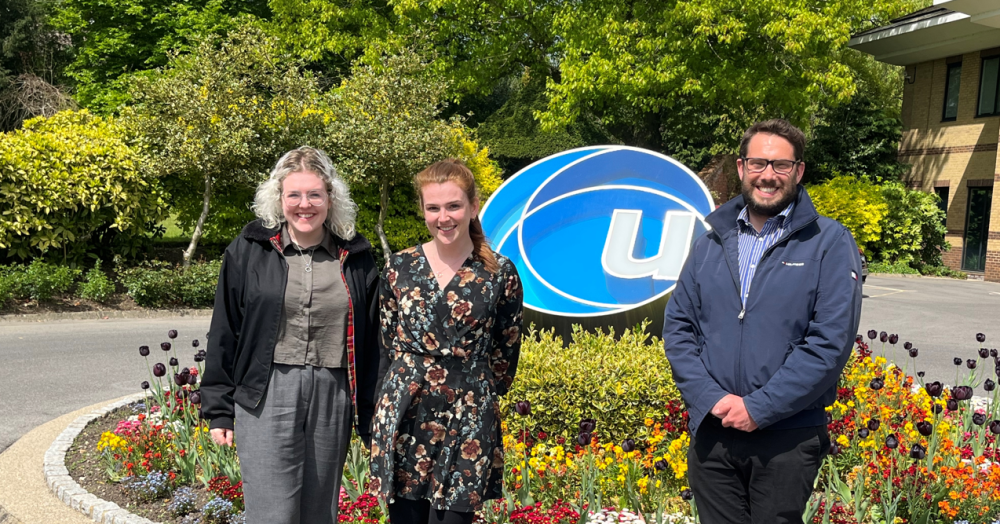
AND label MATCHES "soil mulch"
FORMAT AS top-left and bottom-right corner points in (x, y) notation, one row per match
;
(65, 403), (217, 524)
(0, 294), (145, 316)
